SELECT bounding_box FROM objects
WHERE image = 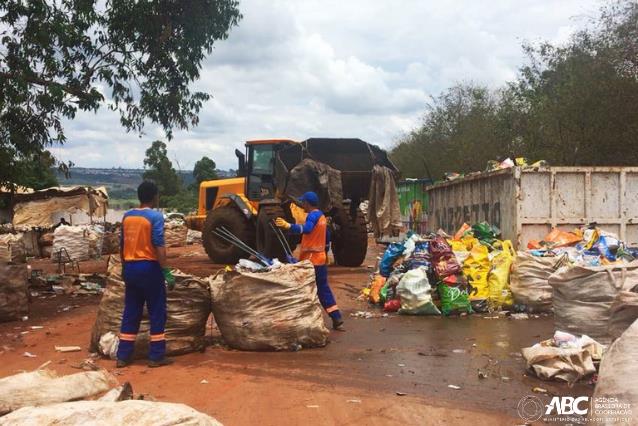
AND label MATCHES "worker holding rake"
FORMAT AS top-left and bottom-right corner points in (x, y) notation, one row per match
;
(276, 191), (345, 331)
